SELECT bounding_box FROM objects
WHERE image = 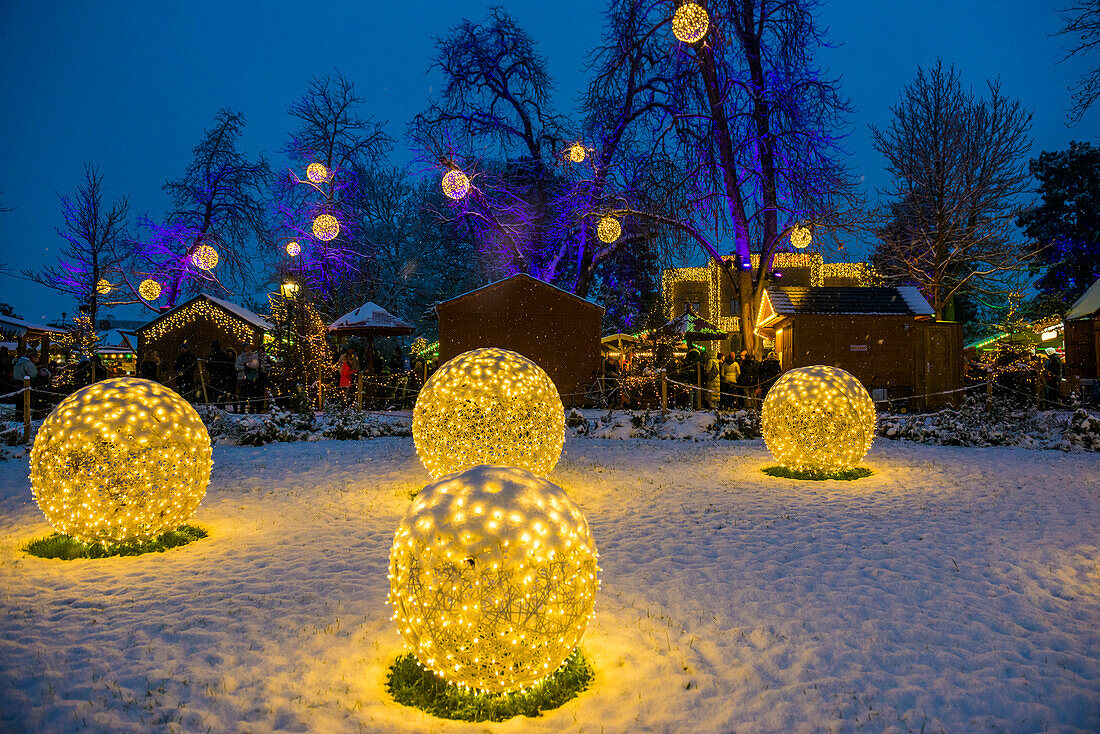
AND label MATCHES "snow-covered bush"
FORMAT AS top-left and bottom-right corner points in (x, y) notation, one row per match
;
(319, 410), (412, 440)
